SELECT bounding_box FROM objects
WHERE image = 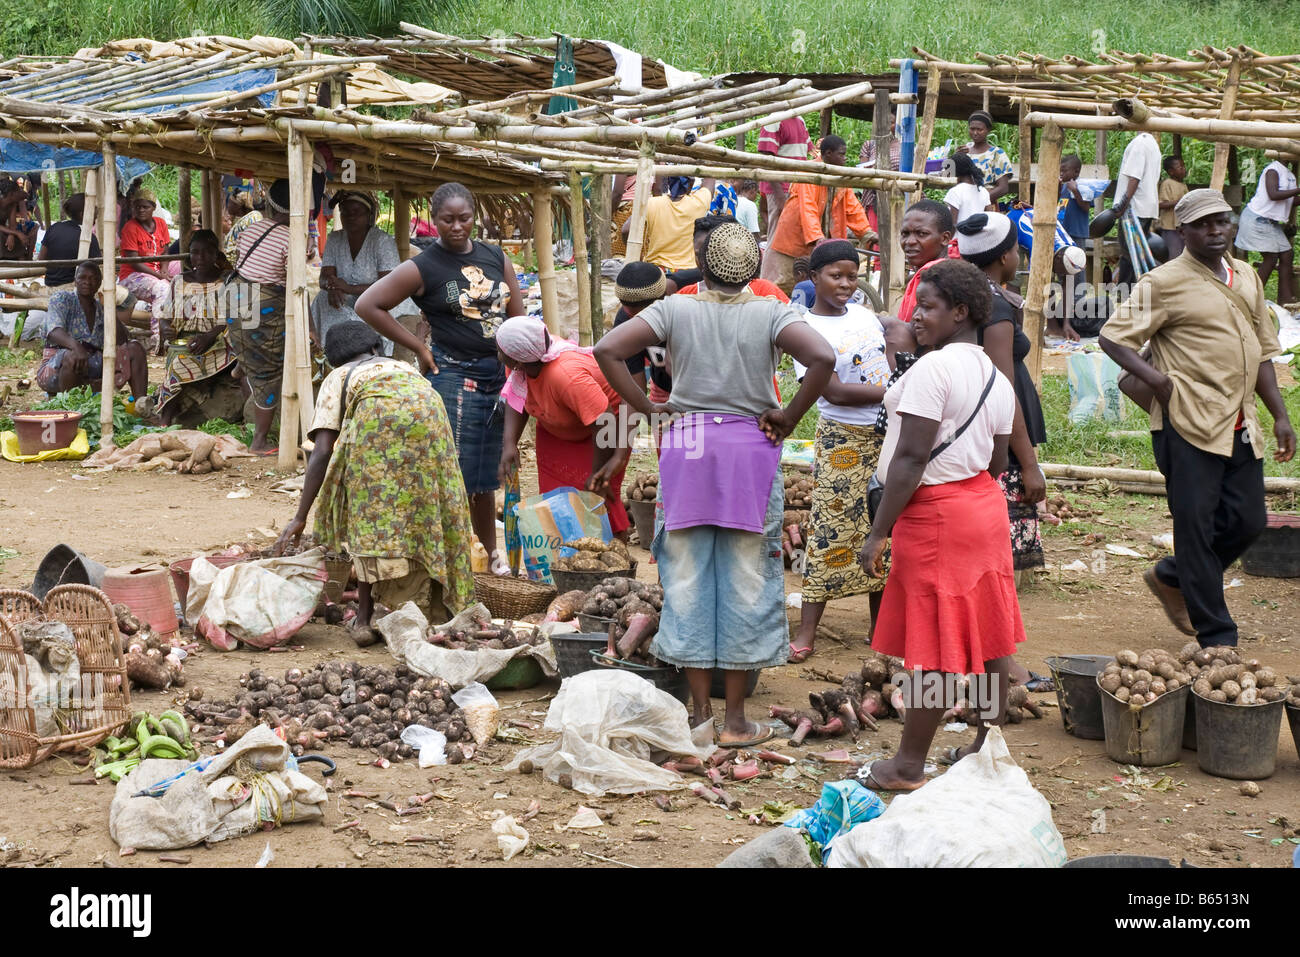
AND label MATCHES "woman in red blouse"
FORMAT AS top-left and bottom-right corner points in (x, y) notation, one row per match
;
(119, 188), (172, 354)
